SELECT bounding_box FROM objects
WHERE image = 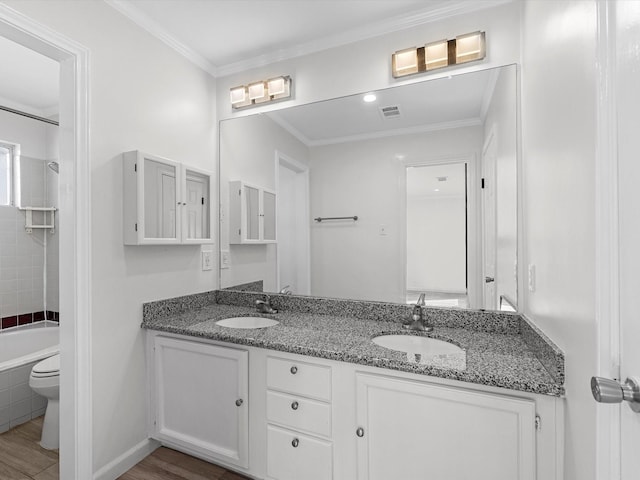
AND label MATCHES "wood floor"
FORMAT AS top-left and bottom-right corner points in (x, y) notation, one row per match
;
(118, 447), (250, 480)
(0, 418), (247, 480)
(0, 417), (59, 480)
